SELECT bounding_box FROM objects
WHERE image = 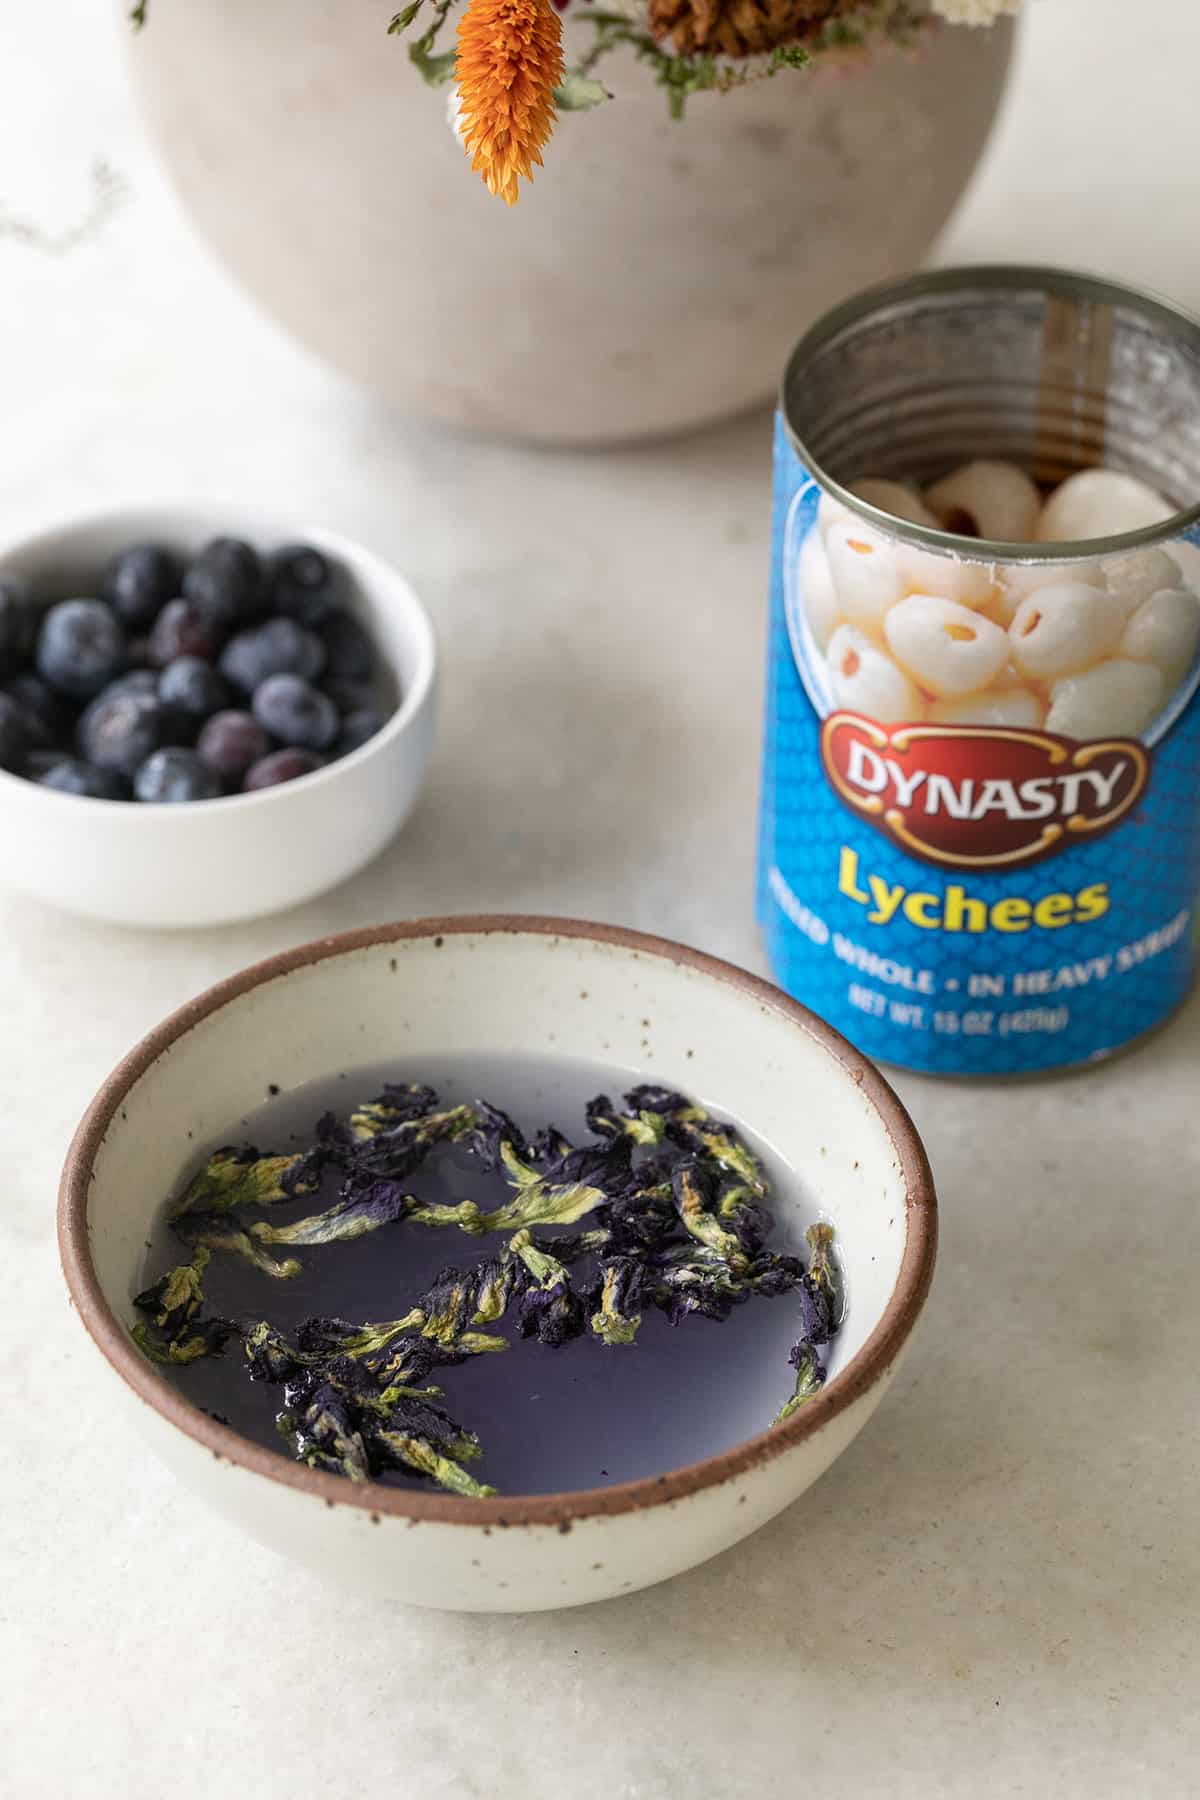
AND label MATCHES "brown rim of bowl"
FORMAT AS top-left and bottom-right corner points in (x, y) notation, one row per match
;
(58, 915), (937, 1530)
